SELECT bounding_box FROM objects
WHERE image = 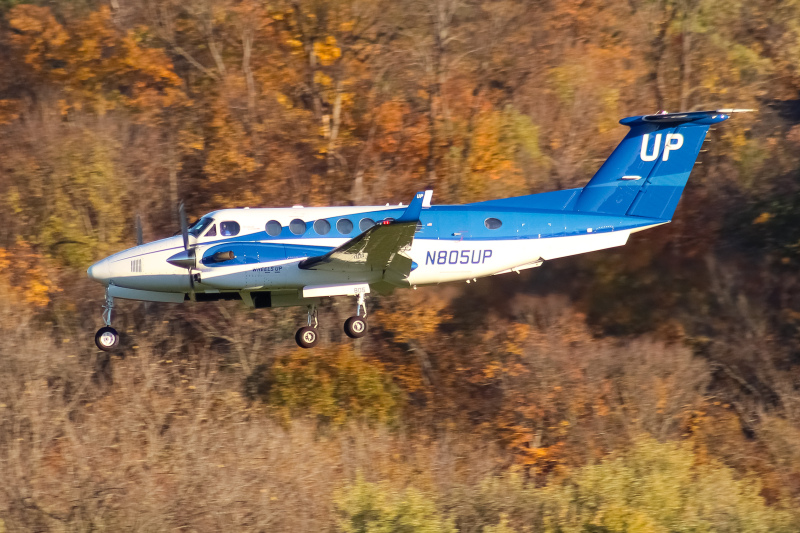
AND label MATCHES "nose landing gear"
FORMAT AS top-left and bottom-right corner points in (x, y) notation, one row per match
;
(95, 289), (120, 351)
(344, 292), (368, 339)
(295, 305), (319, 348)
